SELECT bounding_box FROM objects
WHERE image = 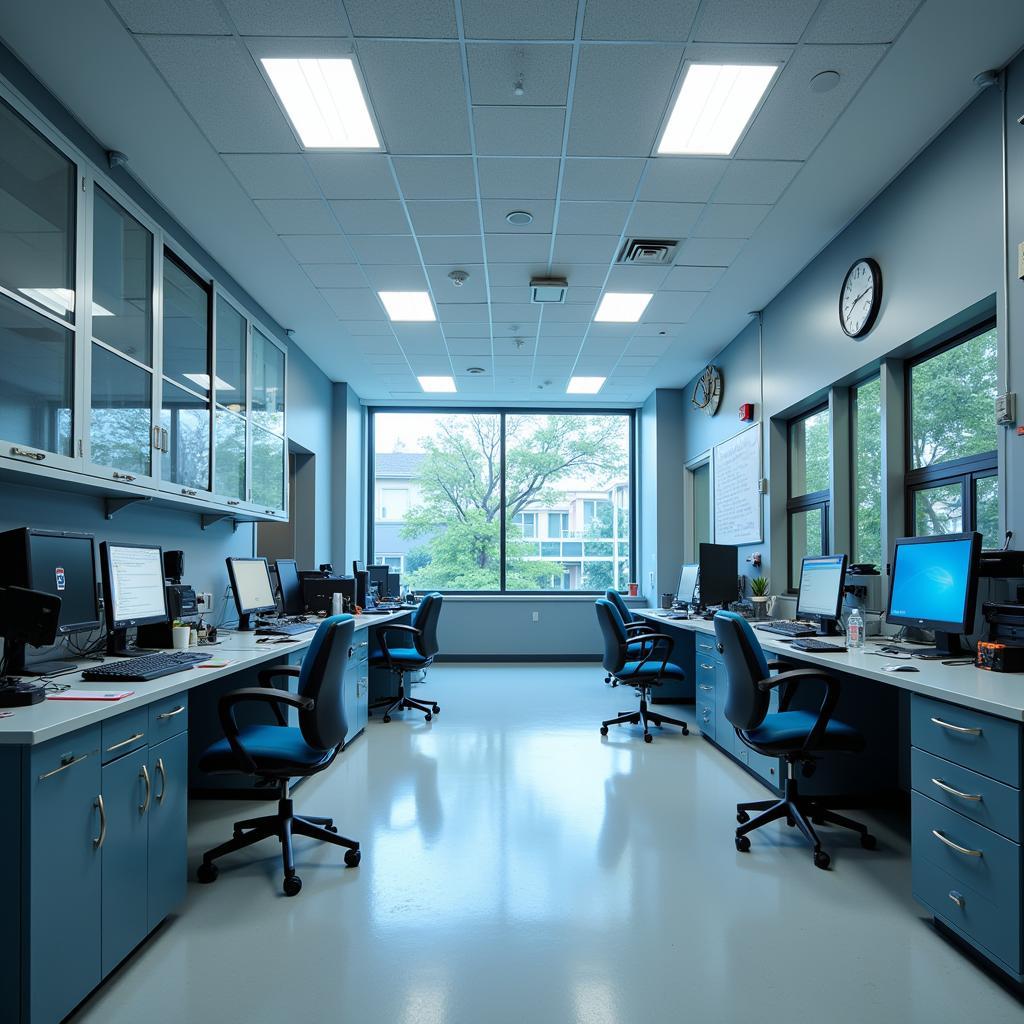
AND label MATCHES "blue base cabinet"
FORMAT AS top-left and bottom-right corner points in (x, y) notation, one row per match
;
(148, 732), (188, 931)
